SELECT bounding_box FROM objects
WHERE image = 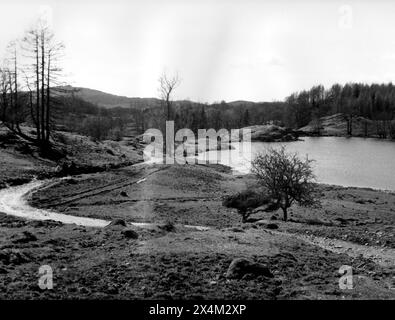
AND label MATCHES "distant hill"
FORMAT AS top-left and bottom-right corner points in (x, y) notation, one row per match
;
(57, 86), (271, 110)
(59, 86), (161, 109)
